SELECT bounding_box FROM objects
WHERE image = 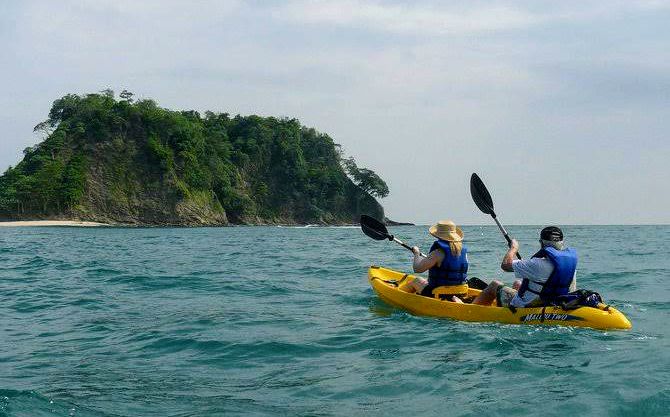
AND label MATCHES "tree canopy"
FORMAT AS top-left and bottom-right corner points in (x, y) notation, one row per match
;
(342, 157), (389, 199)
(0, 91), (387, 224)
